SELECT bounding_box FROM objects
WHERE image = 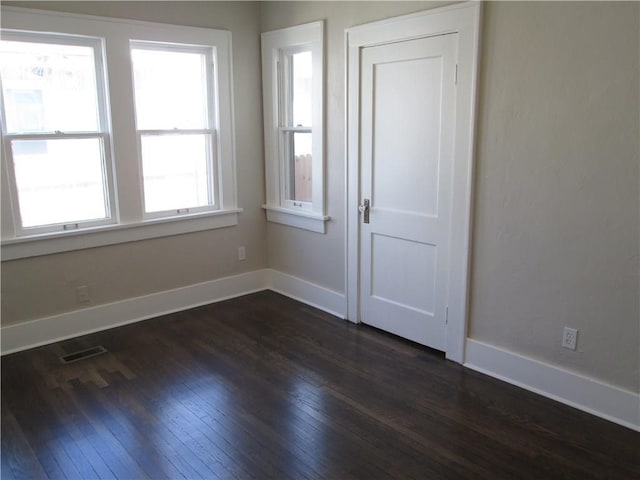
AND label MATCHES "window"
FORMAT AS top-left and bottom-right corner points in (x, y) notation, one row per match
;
(130, 44), (216, 217)
(0, 8), (238, 260)
(0, 34), (114, 234)
(261, 21), (328, 233)
(281, 48), (312, 205)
